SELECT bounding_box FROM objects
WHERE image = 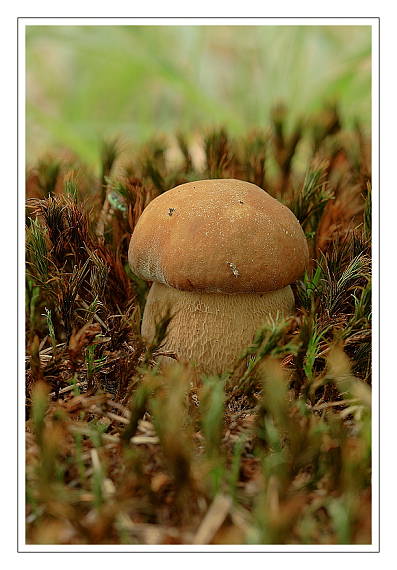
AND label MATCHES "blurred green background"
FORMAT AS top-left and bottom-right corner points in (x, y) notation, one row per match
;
(26, 25), (371, 168)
